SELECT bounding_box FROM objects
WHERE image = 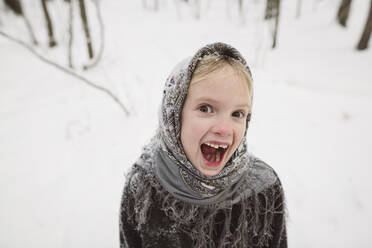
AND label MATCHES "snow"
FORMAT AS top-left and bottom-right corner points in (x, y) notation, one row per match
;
(1, 0), (371, 247)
